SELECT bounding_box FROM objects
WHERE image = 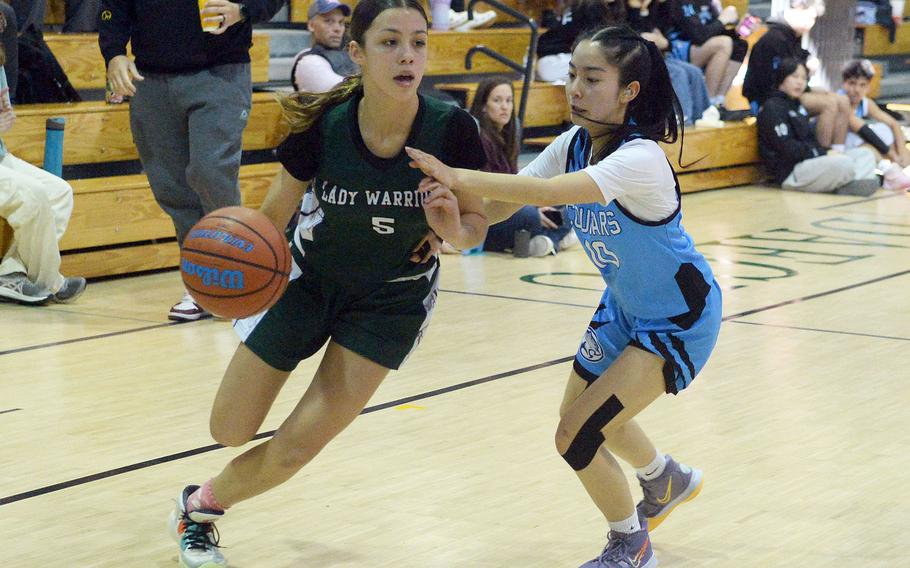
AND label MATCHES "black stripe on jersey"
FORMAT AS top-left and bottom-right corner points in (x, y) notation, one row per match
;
(565, 128), (592, 174)
(573, 358), (600, 385)
(648, 331), (682, 395)
(668, 333), (696, 380)
(612, 158), (682, 227)
(668, 263), (711, 330)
